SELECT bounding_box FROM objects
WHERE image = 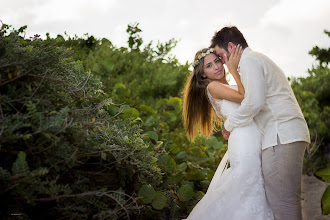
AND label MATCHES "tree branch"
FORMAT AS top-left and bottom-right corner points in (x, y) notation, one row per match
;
(33, 191), (105, 202)
(0, 72), (81, 91)
(0, 72), (28, 87)
(0, 101), (3, 138)
(25, 73), (79, 89)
